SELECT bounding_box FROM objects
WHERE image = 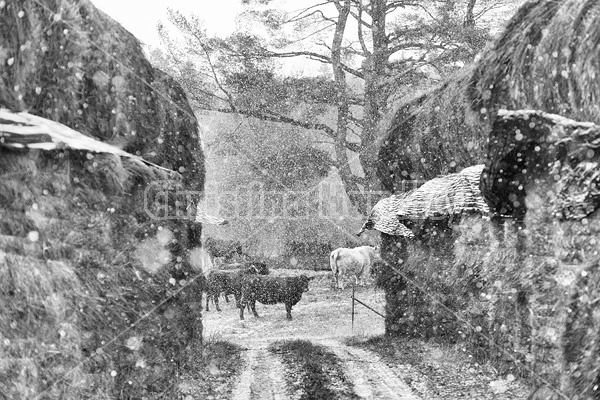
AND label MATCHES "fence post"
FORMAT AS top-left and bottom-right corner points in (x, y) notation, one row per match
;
(351, 285), (355, 330)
